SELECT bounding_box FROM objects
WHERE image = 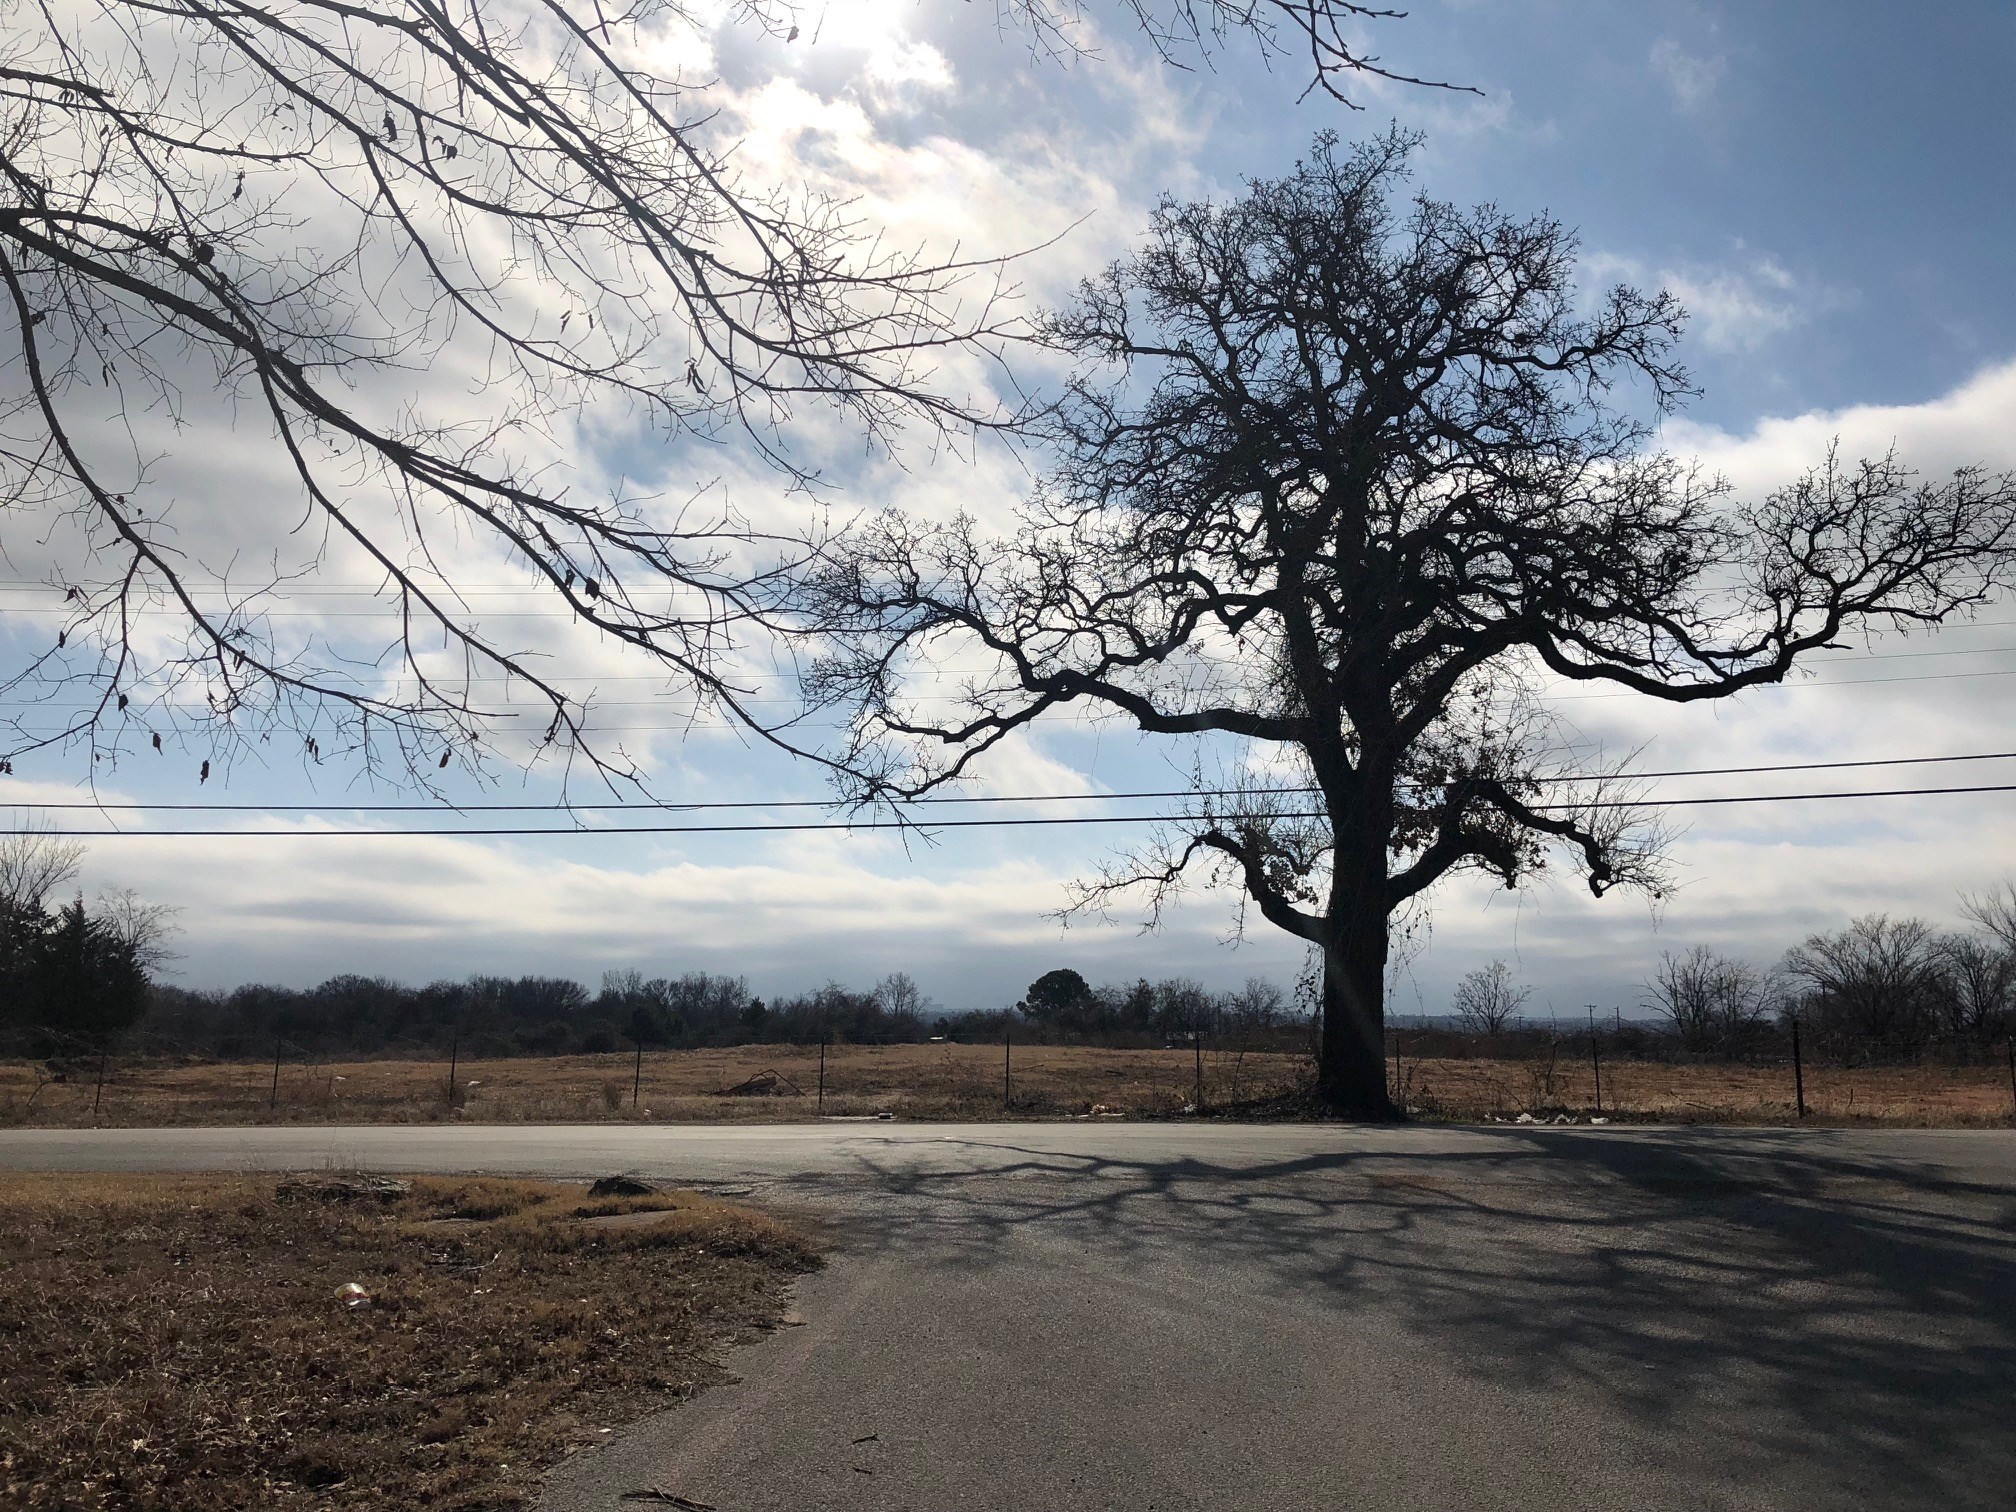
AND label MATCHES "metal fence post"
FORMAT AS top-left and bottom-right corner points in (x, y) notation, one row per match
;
(269, 1029), (283, 1110)
(1003, 1032), (1012, 1111)
(1194, 1028), (1205, 1113)
(2006, 1036), (2015, 1119)
(1792, 1018), (1808, 1119)
(818, 1033), (827, 1113)
(1589, 1008), (1602, 1115)
(446, 1025), (459, 1105)
(632, 1036), (643, 1108)
(93, 1042), (109, 1116)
